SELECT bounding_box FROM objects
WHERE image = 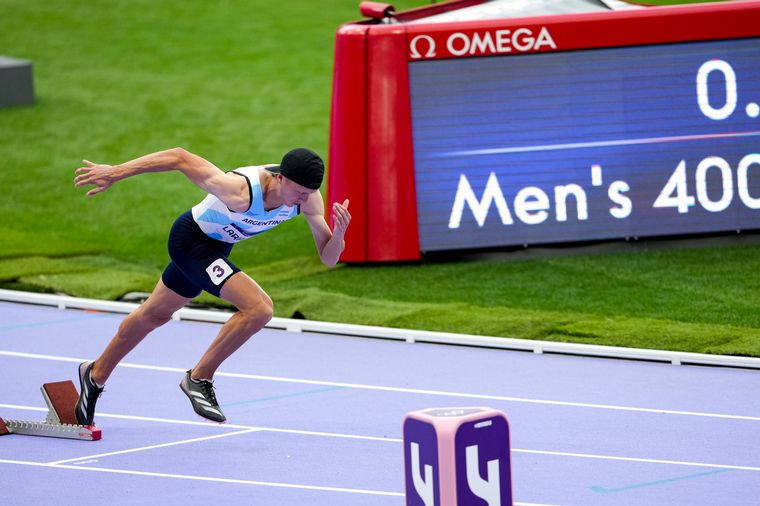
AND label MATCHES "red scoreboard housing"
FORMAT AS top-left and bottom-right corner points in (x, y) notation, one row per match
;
(328, 0), (760, 262)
